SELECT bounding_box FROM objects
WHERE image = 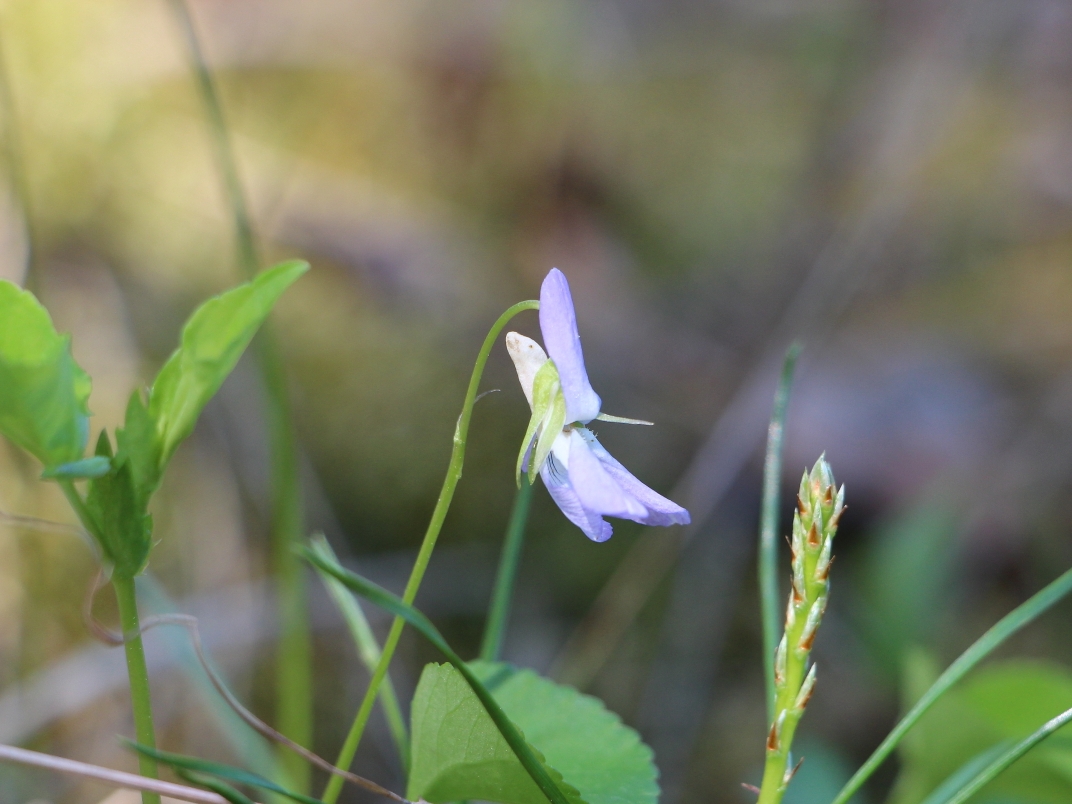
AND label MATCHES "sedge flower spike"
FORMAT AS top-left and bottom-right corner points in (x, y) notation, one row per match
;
(505, 268), (689, 542)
